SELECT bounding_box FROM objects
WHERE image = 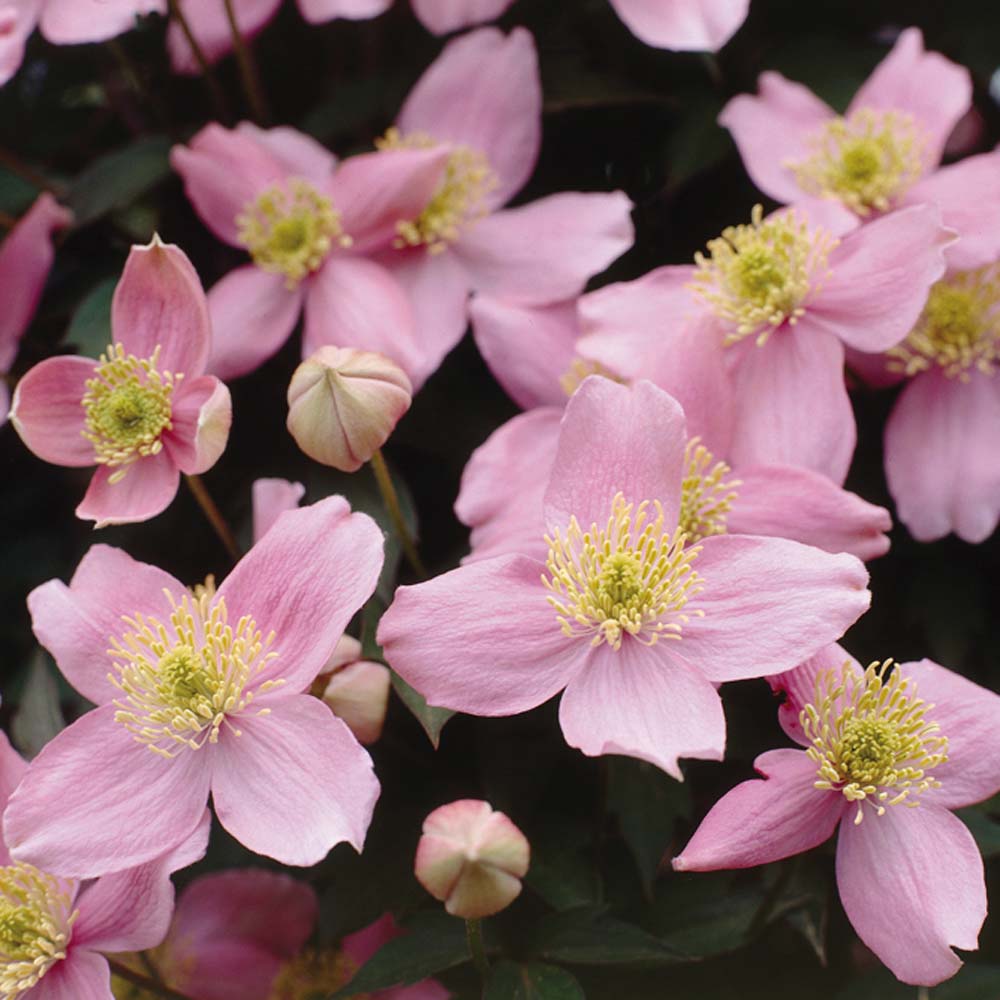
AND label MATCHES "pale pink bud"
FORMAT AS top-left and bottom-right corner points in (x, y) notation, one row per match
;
(286, 347), (412, 472)
(321, 636), (391, 746)
(415, 800), (530, 919)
